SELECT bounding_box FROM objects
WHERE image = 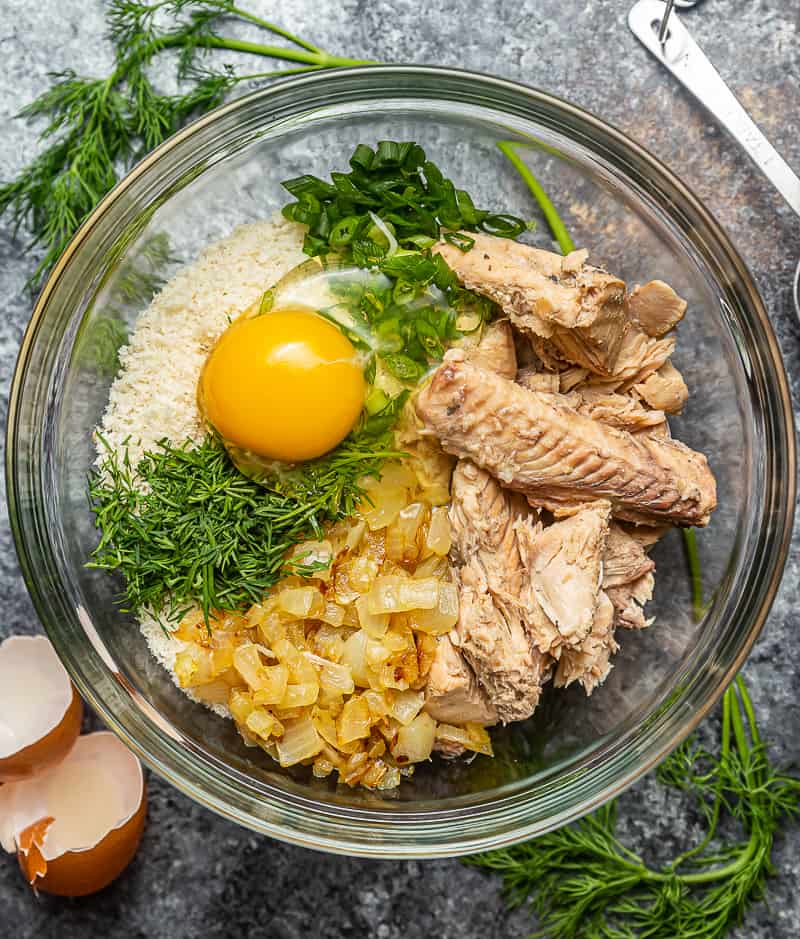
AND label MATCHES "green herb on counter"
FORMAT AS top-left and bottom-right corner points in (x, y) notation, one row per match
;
(1, 0), (371, 287)
(88, 392), (405, 622)
(497, 140), (576, 255)
(467, 677), (800, 939)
